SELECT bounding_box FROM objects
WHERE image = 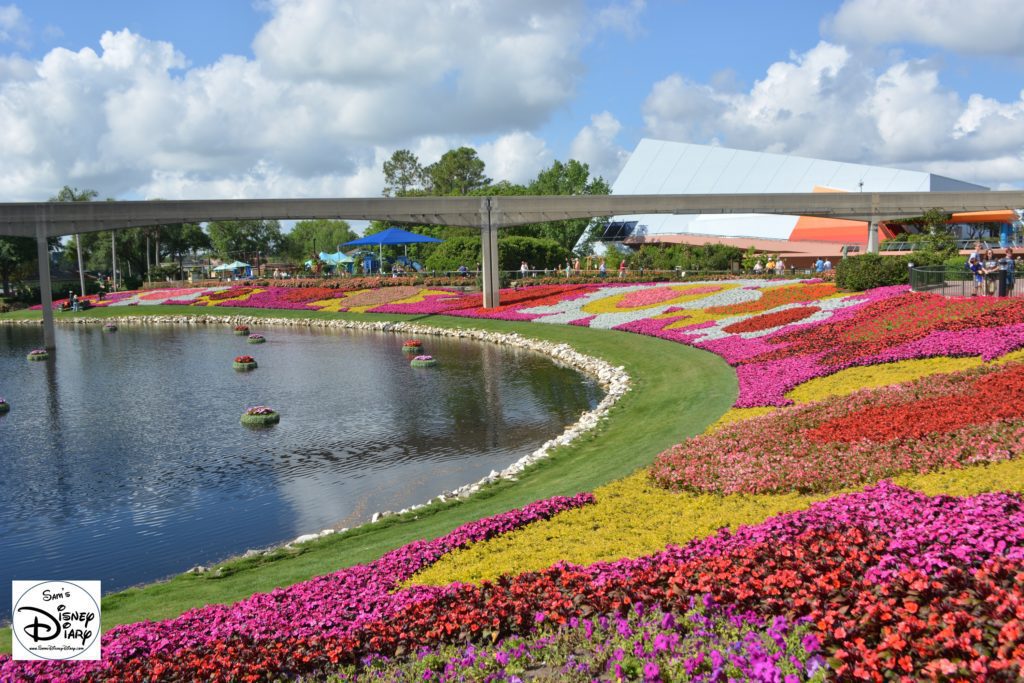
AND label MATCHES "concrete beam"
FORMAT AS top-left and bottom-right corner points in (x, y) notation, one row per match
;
(2, 191), (1023, 237)
(36, 223), (55, 350)
(480, 198), (500, 308)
